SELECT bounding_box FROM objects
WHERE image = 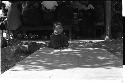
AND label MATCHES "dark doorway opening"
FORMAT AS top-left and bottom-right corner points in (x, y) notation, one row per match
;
(70, 1), (106, 40)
